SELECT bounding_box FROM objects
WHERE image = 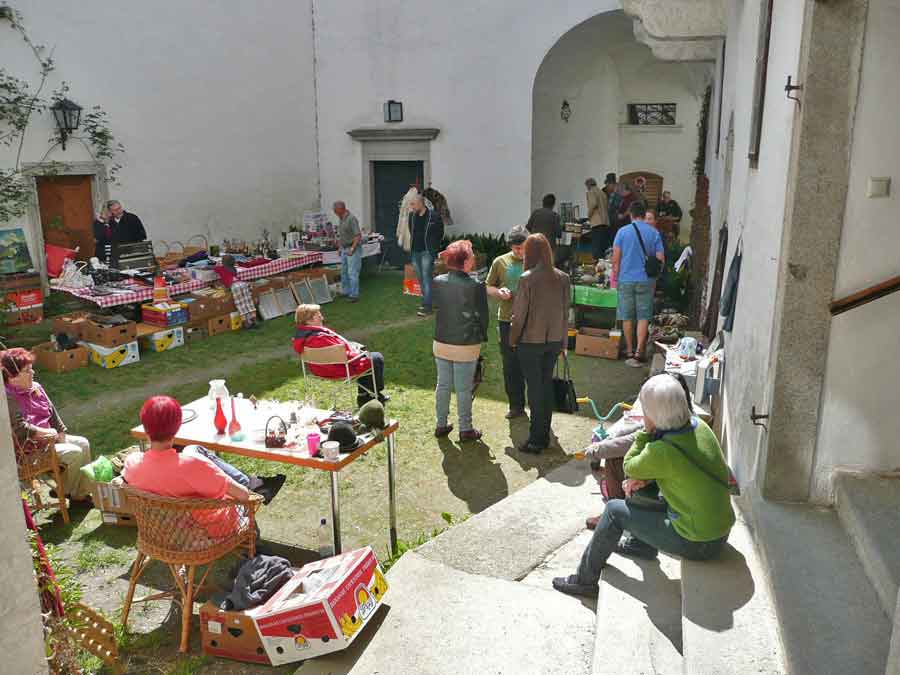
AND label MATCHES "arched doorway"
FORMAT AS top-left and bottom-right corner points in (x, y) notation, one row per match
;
(531, 10), (709, 238)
